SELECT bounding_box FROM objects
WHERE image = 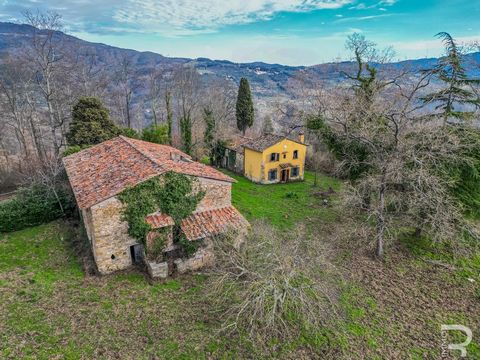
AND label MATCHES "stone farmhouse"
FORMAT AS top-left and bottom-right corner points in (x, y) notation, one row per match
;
(223, 133), (307, 184)
(63, 136), (248, 276)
